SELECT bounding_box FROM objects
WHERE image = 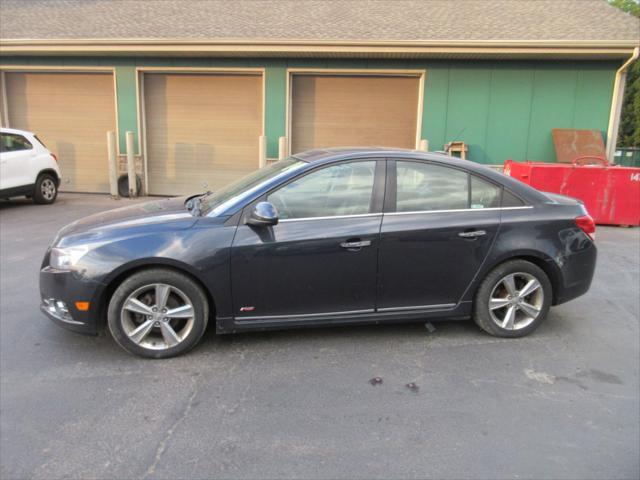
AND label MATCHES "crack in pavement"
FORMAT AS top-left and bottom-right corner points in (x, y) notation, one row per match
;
(143, 375), (200, 479)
